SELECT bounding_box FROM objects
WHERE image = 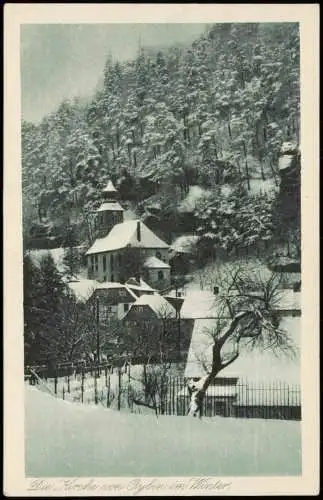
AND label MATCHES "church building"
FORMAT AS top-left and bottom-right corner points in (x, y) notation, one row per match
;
(86, 181), (171, 290)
